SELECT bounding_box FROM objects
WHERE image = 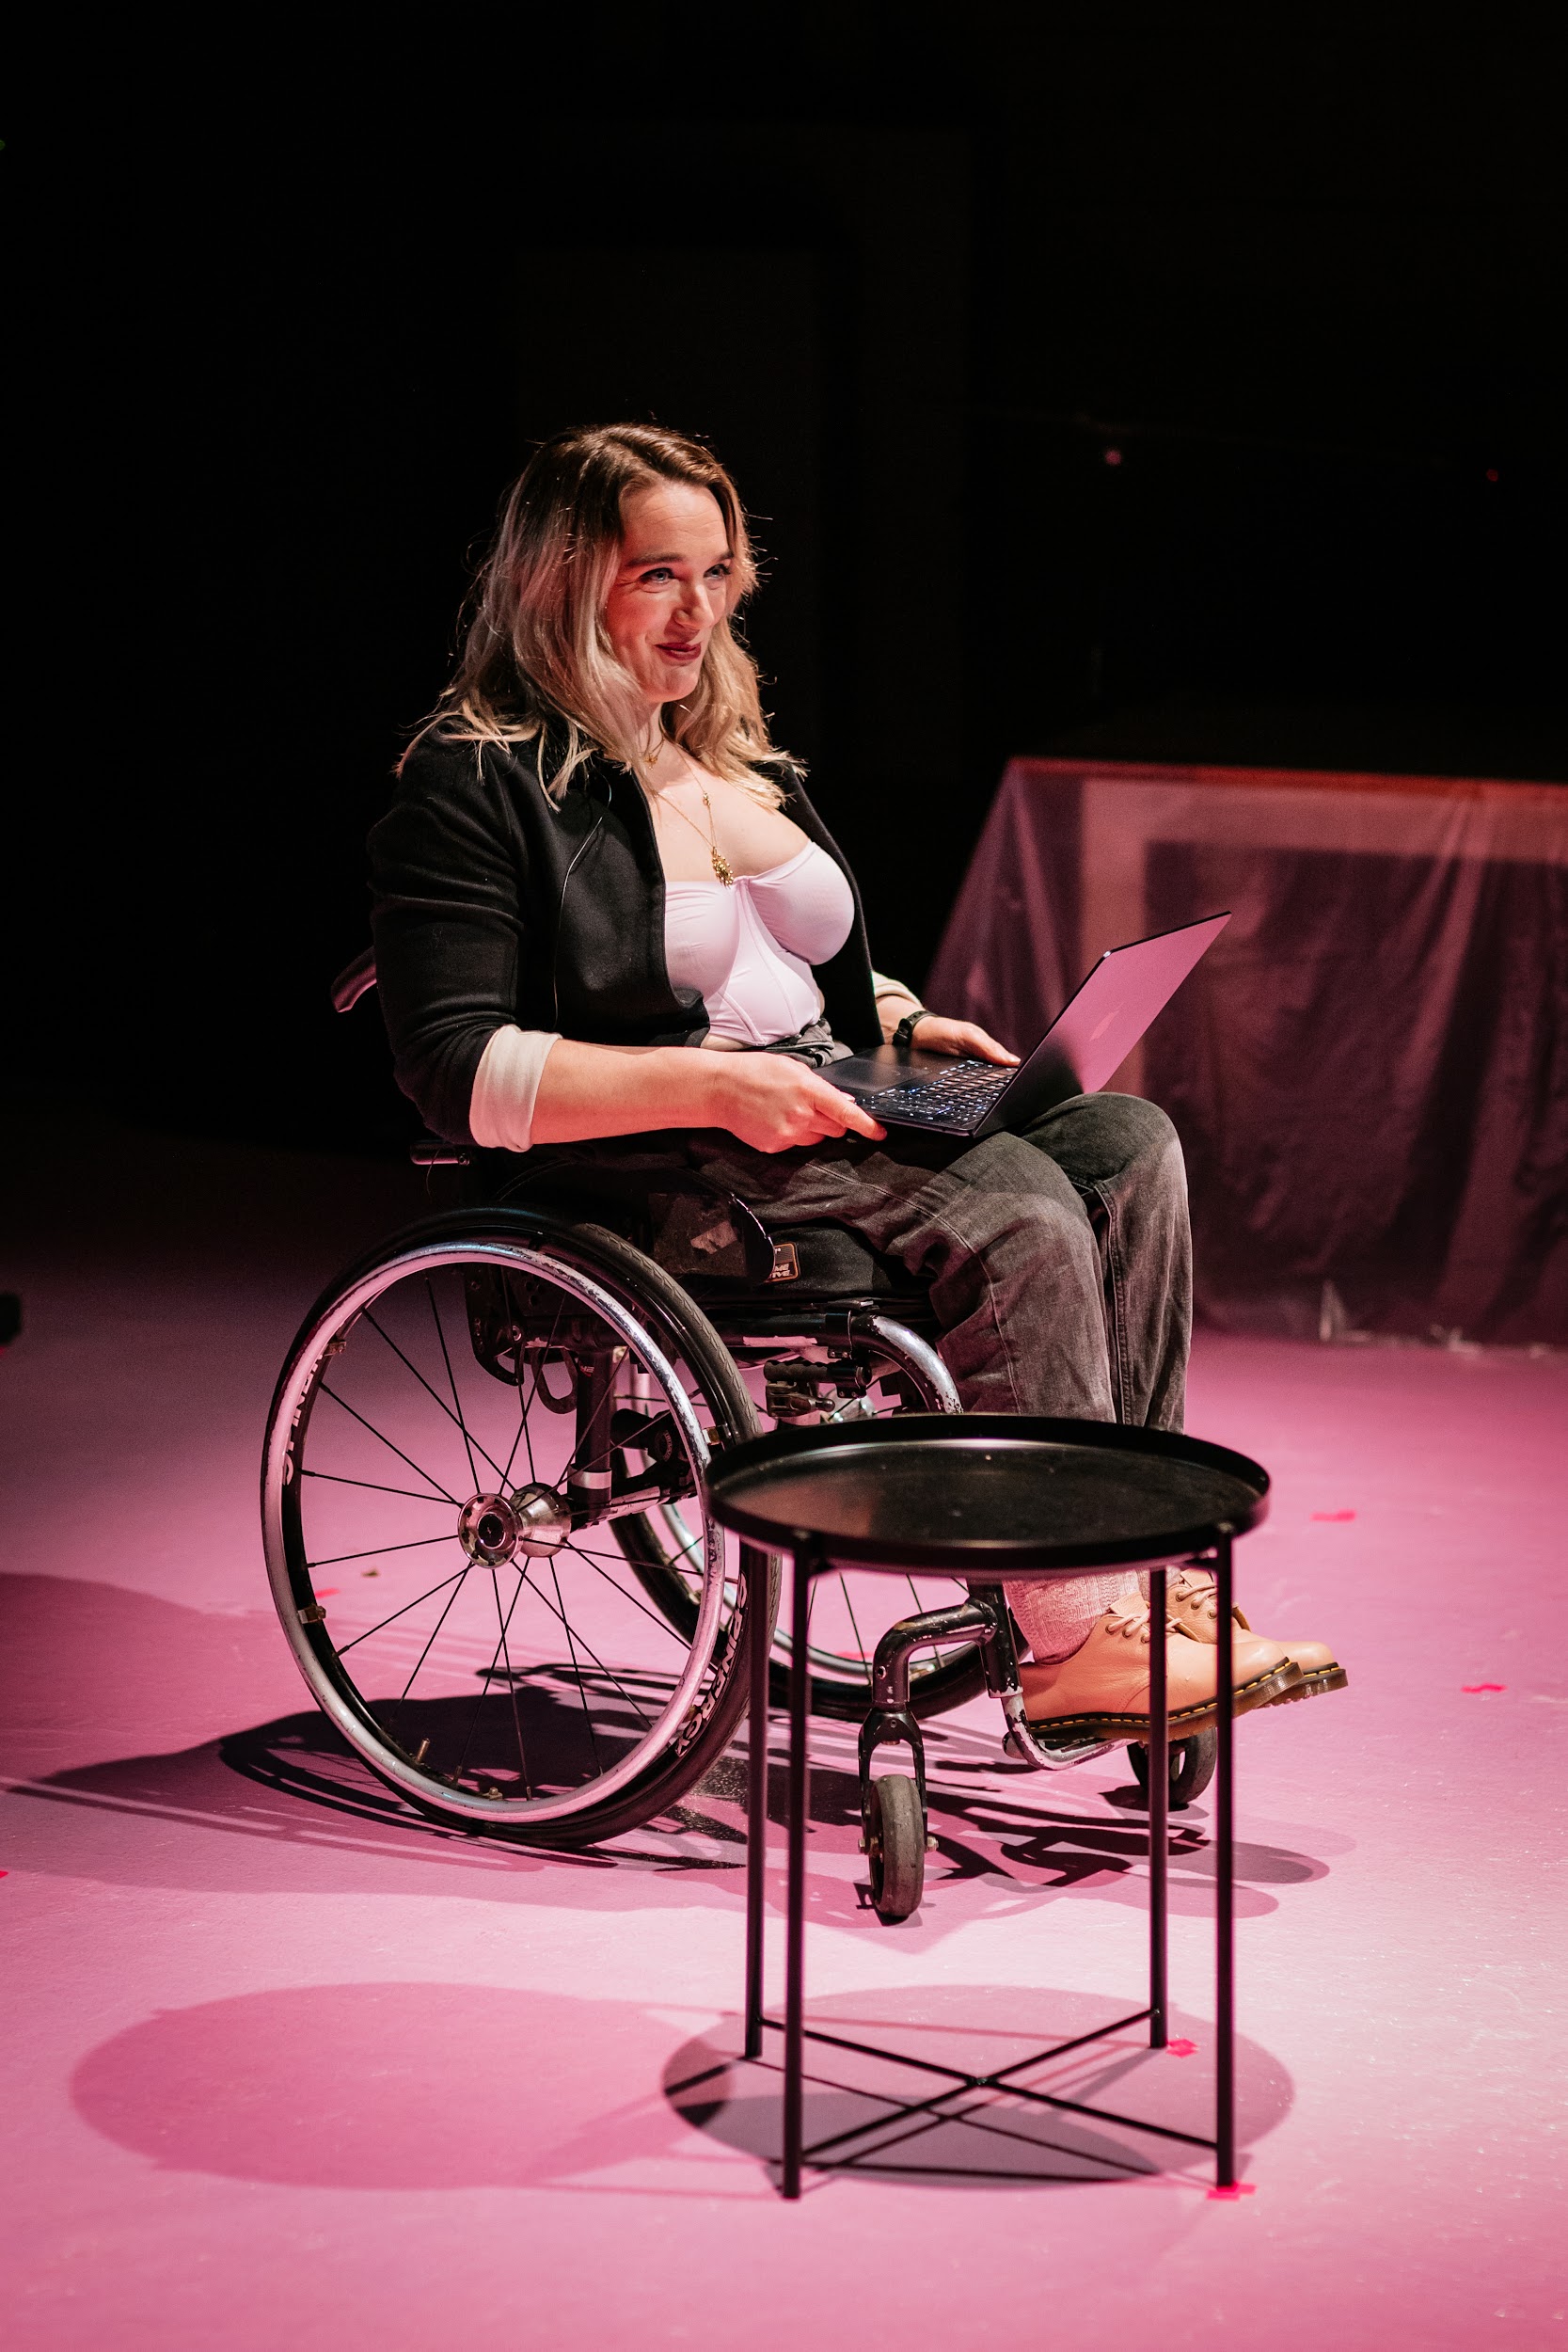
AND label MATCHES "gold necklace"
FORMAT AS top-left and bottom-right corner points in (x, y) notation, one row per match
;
(653, 782), (736, 886)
